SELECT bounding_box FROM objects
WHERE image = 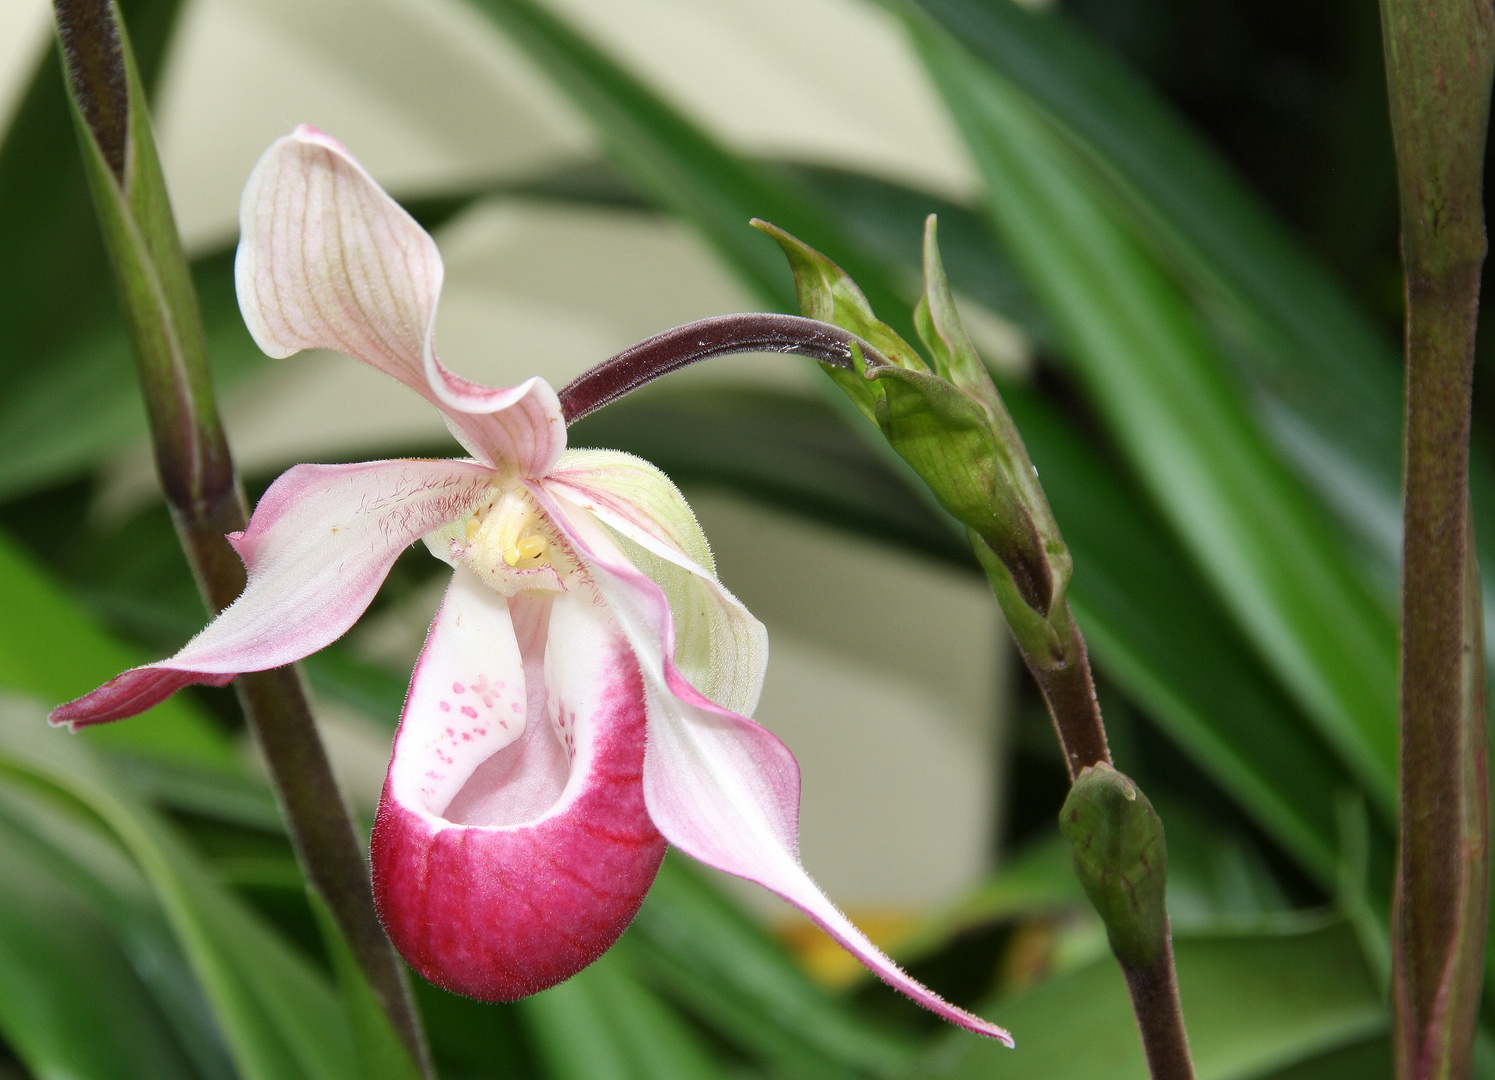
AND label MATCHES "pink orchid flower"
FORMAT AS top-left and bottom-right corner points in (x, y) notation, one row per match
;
(51, 126), (1009, 1043)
